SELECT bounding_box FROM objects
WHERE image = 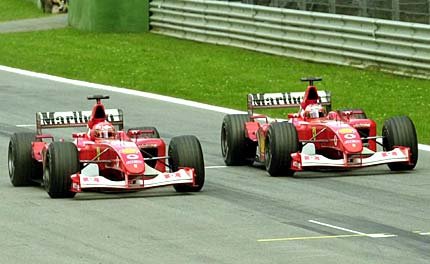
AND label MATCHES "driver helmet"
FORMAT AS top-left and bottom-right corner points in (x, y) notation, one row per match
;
(93, 122), (116, 139)
(305, 104), (325, 118)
